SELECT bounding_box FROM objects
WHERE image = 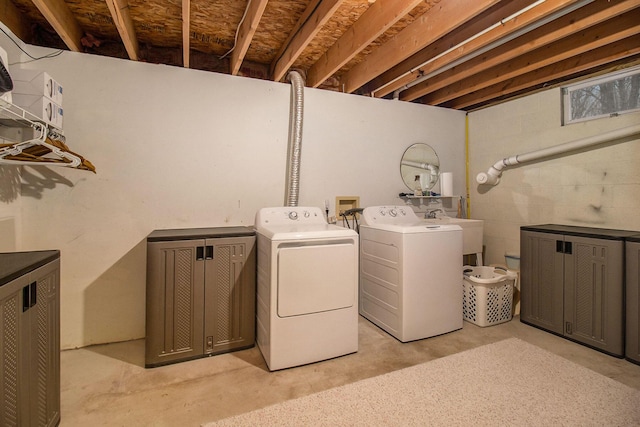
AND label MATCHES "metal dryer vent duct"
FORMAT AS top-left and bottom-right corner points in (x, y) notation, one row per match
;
(476, 124), (640, 186)
(284, 70), (305, 207)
